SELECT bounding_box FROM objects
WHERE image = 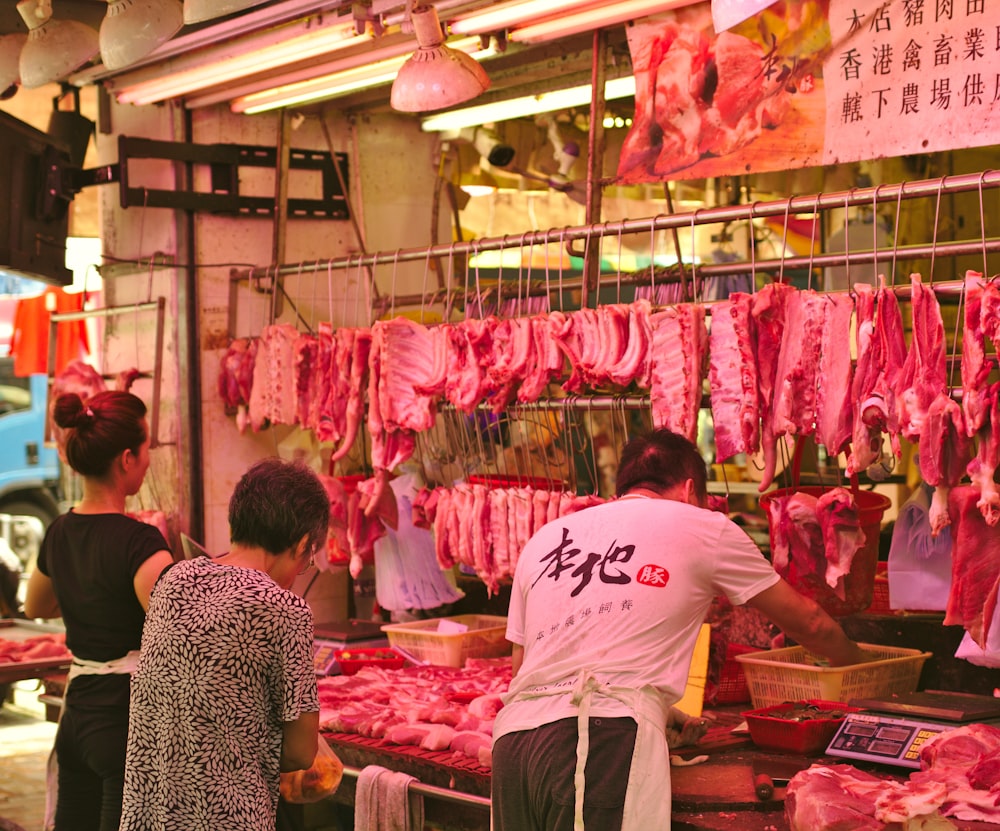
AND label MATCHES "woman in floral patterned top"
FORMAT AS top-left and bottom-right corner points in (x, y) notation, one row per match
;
(120, 458), (330, 831)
